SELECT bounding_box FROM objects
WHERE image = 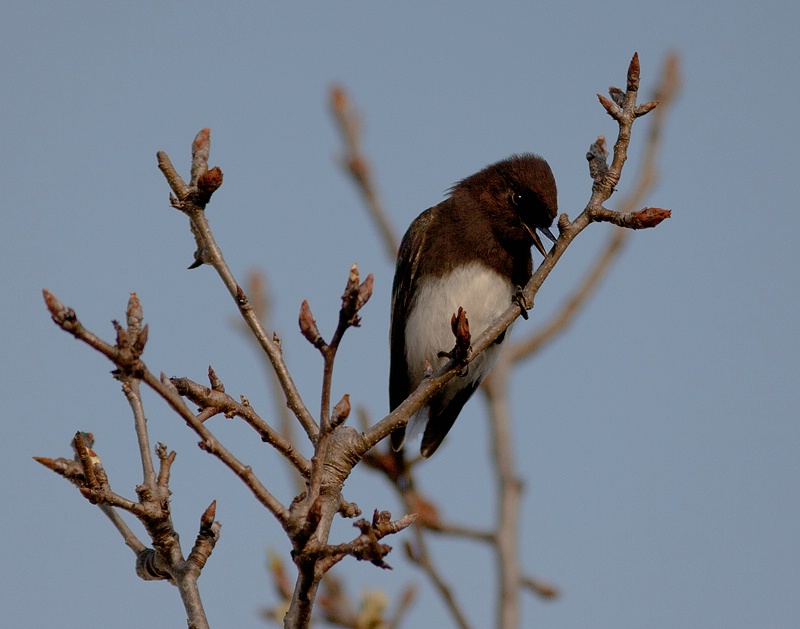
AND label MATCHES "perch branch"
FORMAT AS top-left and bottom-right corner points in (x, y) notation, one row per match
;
(508, 51), (680, 361)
